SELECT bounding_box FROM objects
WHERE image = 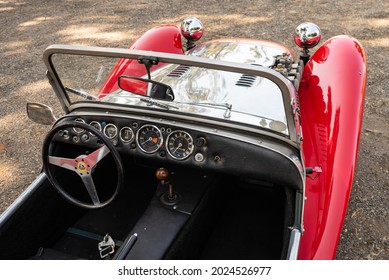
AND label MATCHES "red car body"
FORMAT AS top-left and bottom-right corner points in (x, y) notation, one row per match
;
(99, 26), (367, 259)
(0, 20), (367, 261)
